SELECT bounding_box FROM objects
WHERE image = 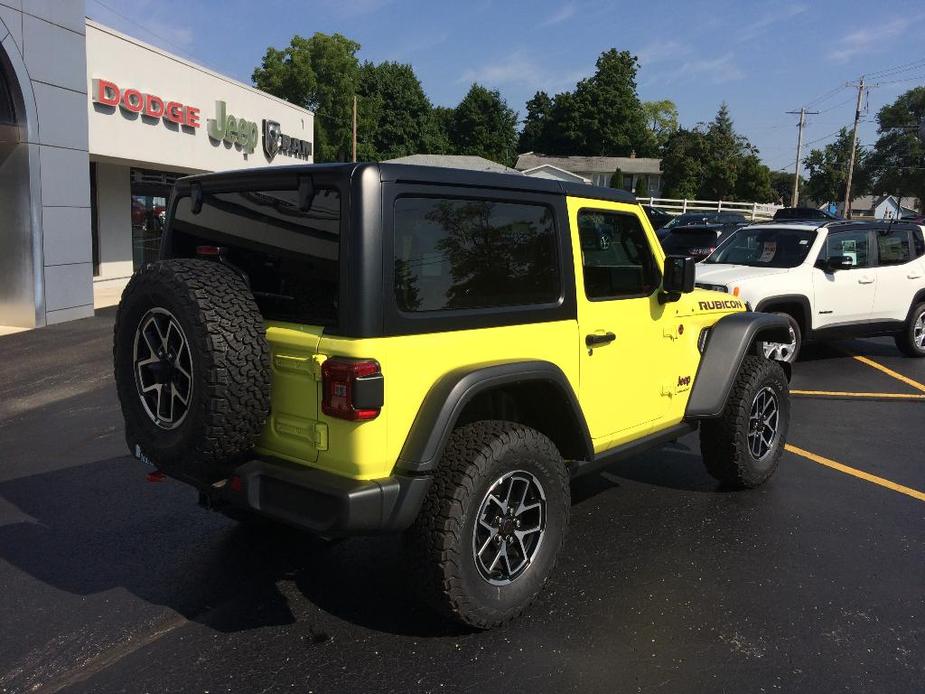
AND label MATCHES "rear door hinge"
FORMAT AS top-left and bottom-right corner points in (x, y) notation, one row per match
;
(312, 422), (329, 451)
(273, 353), (327, 380)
